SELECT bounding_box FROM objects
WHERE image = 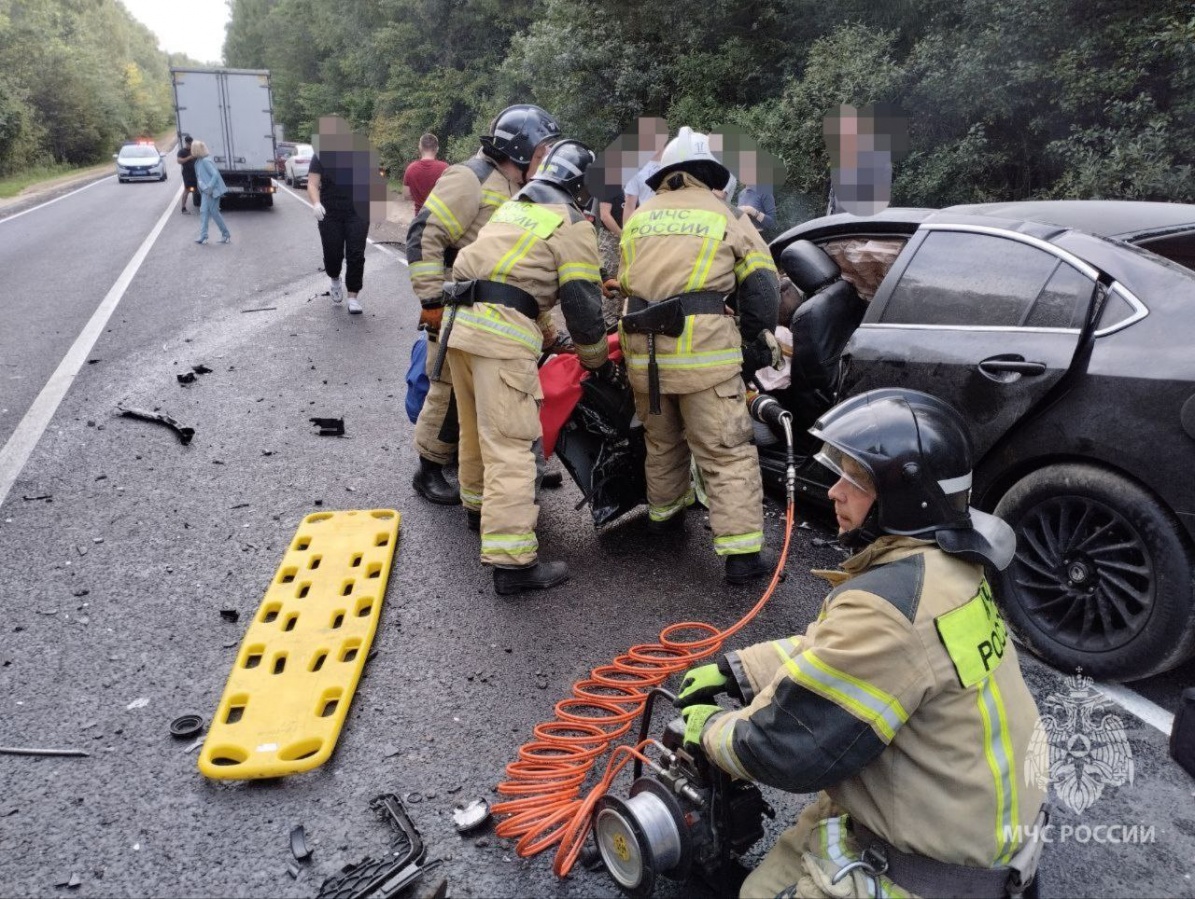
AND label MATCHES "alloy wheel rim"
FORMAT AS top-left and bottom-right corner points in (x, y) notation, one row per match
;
(1009, 495), (1153, 652)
